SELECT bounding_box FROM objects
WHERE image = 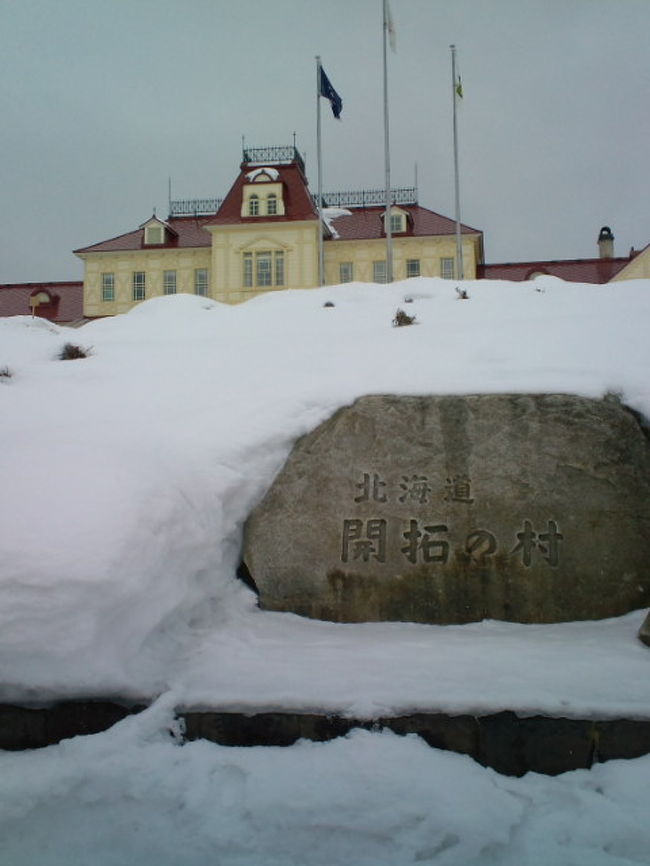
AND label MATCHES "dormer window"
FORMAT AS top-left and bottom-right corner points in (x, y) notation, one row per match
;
(145, 224), (164, 245)
(384, 206), (407, 235)
(140, 216), (176, 247)
(241, 175), (285, 218)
